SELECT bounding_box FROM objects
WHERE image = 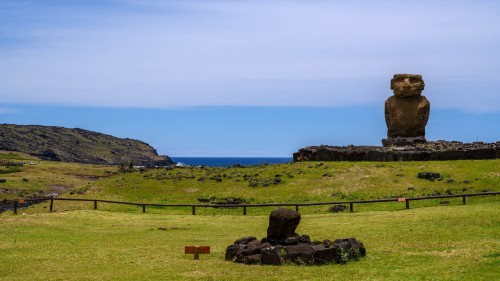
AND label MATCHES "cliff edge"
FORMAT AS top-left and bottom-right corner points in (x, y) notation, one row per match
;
(0, 124), (174, 166)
